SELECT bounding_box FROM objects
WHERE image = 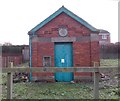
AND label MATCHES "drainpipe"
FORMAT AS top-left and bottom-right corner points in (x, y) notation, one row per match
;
(29, 31), (36, 81)
(29, 35), (32, 81)
(89, 33), (92, 67)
